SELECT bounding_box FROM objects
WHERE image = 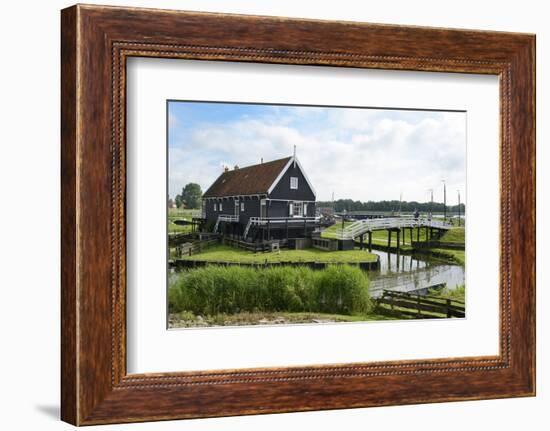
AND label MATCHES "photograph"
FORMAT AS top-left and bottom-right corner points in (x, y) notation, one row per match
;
(167, 101), (466, 328)
(42, 1), (537, 426)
